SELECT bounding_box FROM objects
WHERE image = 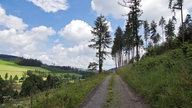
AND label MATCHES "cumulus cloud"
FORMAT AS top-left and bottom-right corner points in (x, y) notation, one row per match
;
(0, 26), (55, 52)
(0, 5), (56, 53)
(0, 5), (114, 70)
(0, 7), (28, 30)
(91, 0), (129, 19)
(57, 20), (114, 69)
(27, 0), (69, 13)
(31, 43), (96, 69)
(91, 0), (192, 23)
(59, 20), (92, 44)
(92, 0), (192, 44)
